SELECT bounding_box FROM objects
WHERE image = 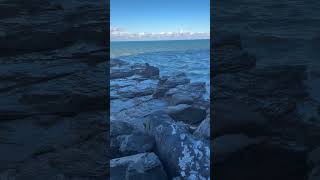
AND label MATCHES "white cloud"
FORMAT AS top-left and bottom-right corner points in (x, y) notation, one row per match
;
(110, 26), (210, 41)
